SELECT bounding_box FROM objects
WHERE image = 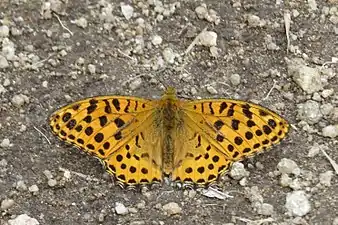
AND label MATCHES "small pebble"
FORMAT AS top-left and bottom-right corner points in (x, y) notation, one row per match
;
(43, 170), (53, 179)
(0, 55), (9, 69)
(74, 17), (88, 28)
(0, 25), (10, 37)
(129, 77), (143, 91)
(198, 31), (217, 47)
(285, 191), (311, 217)
(151, 35), (162, 45)
(0, 138), (11, 148)
(121, 4), (134, 20)
(42, 81), (48, 88)
(8, 214), (39, 225)
(11, 94), (28, 108)
(246, 14), (266, 27)
(257, 203), (274, 216)
(277, 158), (300, 176)
(1, 198), (15, 210)
(115, 202), (129, 215)
(322, 125), (338, 138)
(319, 171), (333, 186)
(48, 179), (57, 187)
(87, 64), (96, 74)
(16, 180), (27, 191)
(229, 162), (249, 180)
(162, 202), (182, 215)
(29, 184), (39, 194)
(206, 86), (218, 94)
(230, 73), (241, 86)
(289, 58), (322, 94)
(162, 47), (175, 64)
(307, 143), (321, 157)
(297, 100), (322, 125)
(333, 217), (338, 225)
